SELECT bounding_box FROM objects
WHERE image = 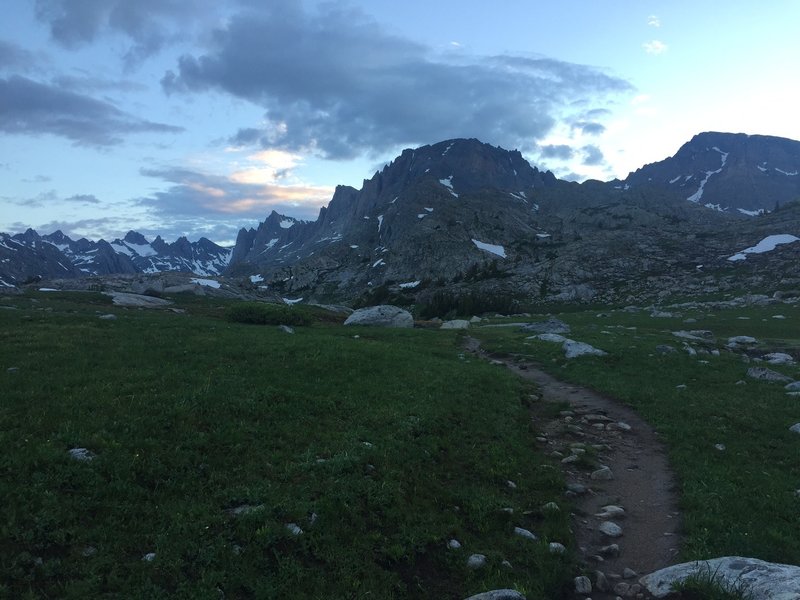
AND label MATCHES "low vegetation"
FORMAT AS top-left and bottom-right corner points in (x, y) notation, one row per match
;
(0, 291), (574, 599)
